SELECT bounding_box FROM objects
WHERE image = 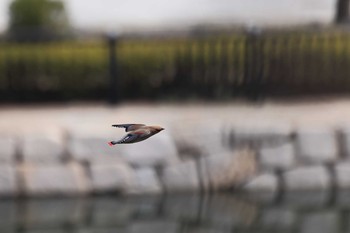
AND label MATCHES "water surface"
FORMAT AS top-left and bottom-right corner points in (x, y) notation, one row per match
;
(3, 190), (350, 233)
